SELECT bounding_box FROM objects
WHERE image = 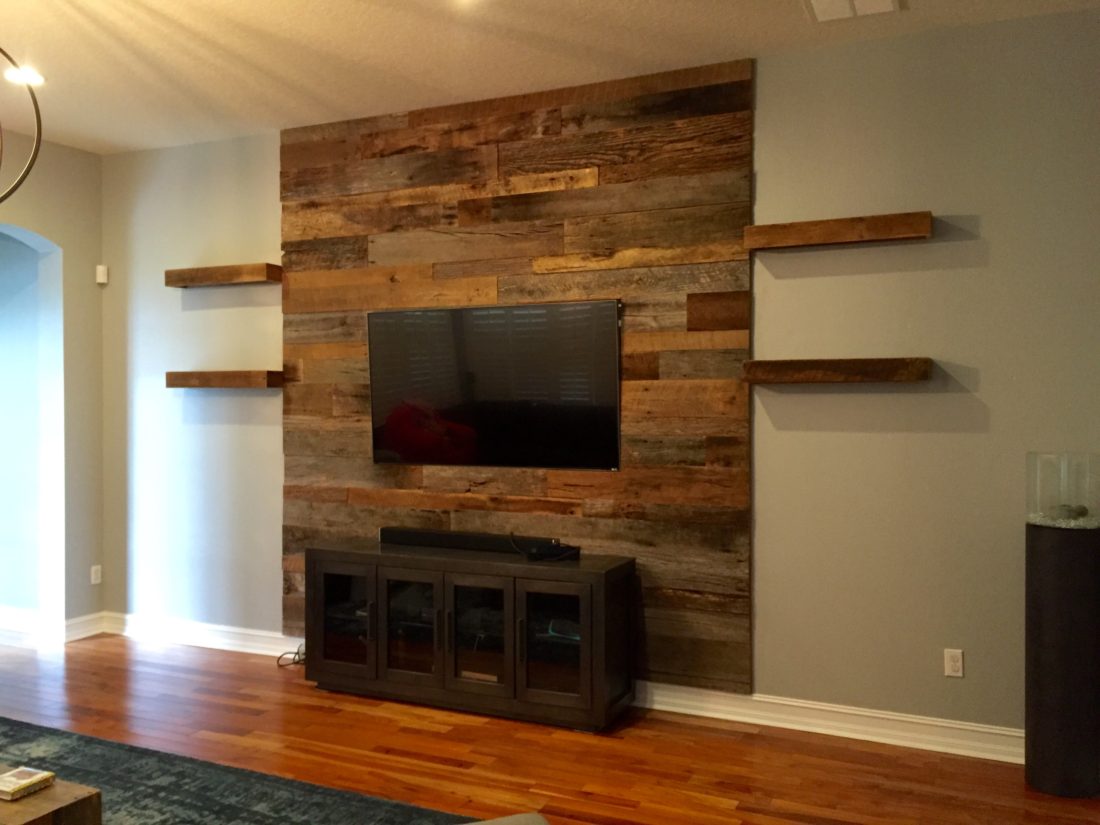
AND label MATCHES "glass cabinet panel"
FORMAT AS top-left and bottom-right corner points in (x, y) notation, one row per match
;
(446, 574), (514, 696)
(517, 580), (591, 708)
(525, 591), (583, 694)
(386, 578), (438, 674)
(322, 572), (373, 667)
